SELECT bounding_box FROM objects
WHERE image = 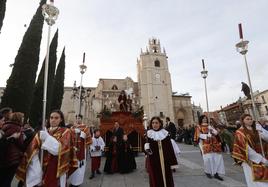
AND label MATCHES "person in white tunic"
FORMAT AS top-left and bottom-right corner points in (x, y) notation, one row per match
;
(89, 129), (105, 179)
(232, 114), (268, 187)
(194, 115), (225, 180)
